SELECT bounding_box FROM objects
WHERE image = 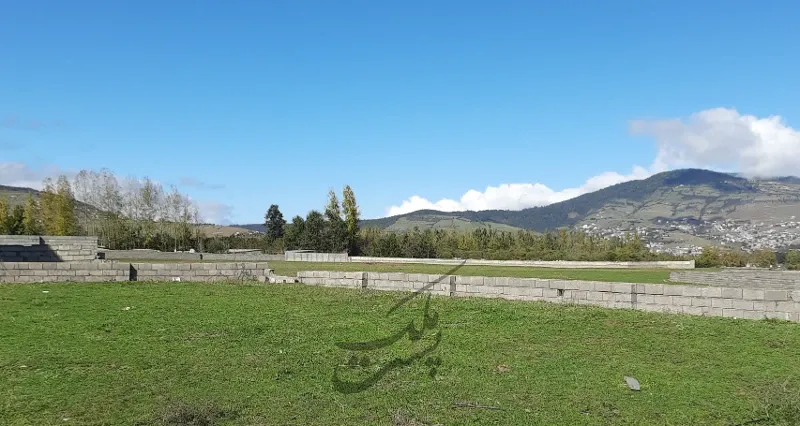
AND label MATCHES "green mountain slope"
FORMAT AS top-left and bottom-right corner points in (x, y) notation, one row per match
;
(363, 169), (800, 232)
(0, 185), (102, 222)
